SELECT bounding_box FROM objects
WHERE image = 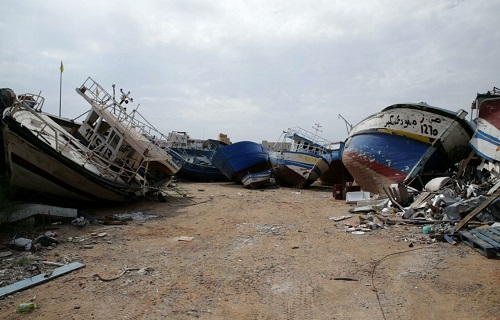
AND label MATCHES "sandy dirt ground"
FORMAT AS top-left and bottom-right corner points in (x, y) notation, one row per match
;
(0, 182), (499, 320)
